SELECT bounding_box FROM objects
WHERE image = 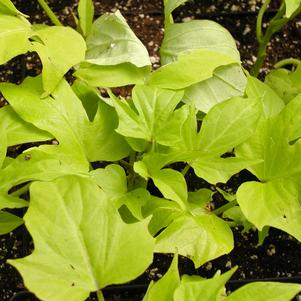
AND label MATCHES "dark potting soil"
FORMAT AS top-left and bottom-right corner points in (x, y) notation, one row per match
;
(1, 0), (301, 300)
